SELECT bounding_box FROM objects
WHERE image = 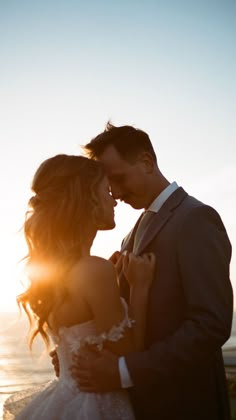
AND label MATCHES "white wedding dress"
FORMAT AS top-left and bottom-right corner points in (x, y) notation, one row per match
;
(3, 298), (135, 420)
